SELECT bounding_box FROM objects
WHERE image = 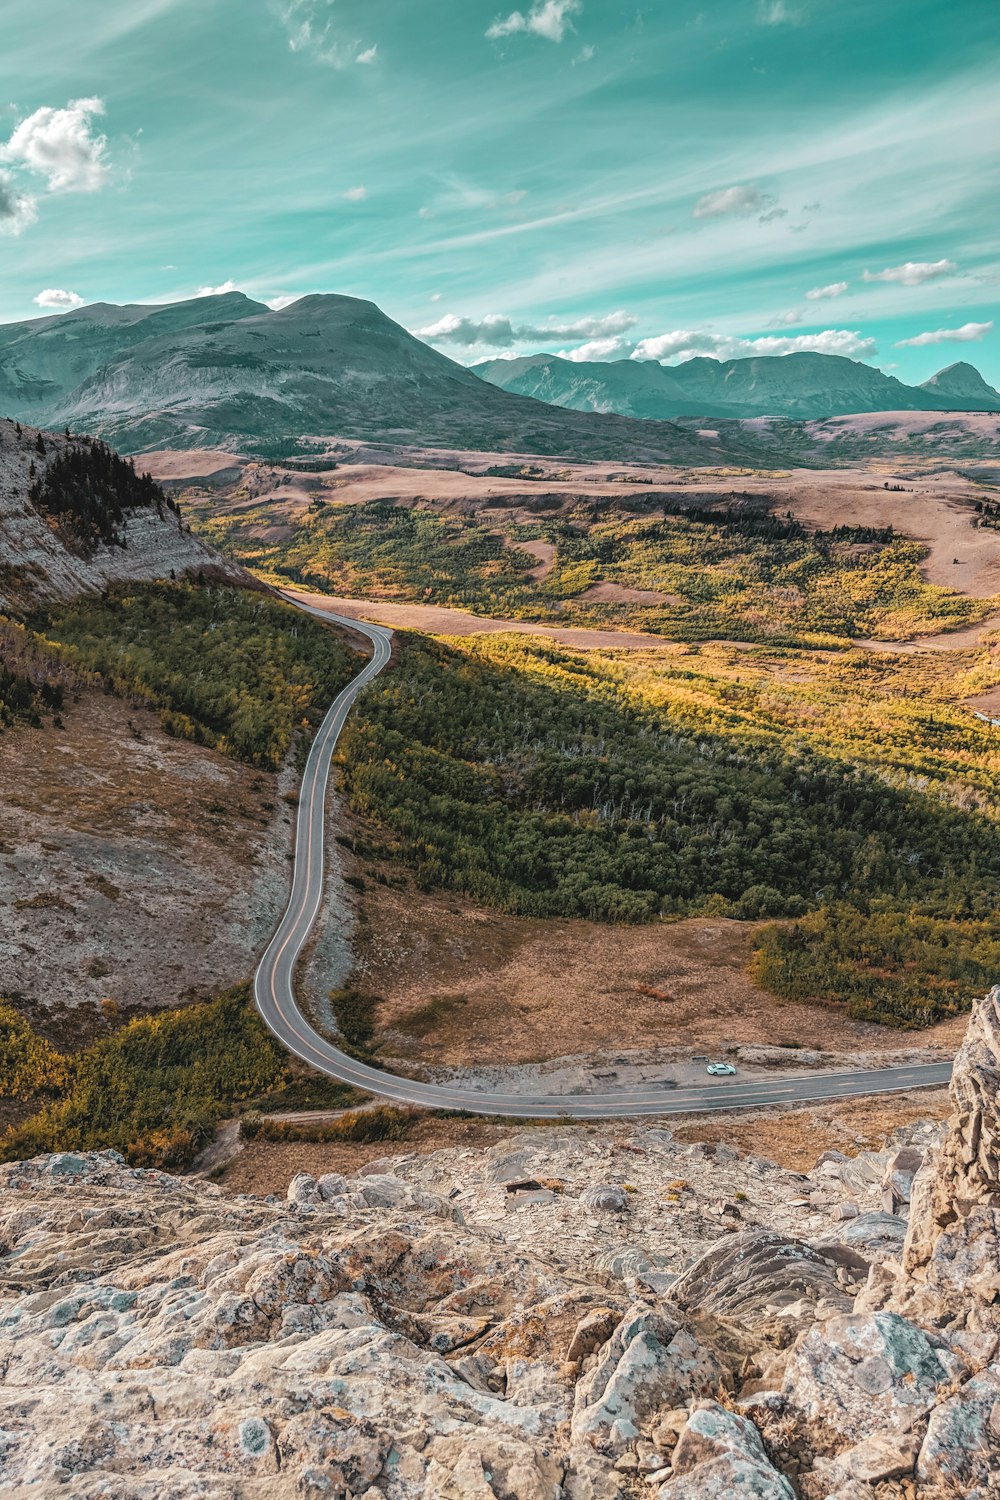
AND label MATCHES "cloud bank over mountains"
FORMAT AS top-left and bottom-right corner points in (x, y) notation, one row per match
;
(418, 308), (880, 366)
